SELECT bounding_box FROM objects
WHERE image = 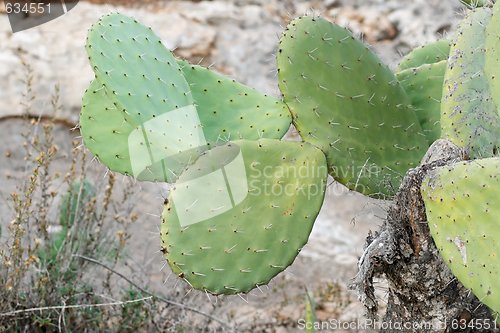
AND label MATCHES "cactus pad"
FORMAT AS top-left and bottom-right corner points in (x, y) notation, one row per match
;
(84, 13), (202, 182)
(396, 60), (446, 144)
(161, 139), (327, 294)
(277, 16), (428, 197)
(397, 40), (450, 71)
(421, 157), (500, 315)
(441, 8), (500, 158)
